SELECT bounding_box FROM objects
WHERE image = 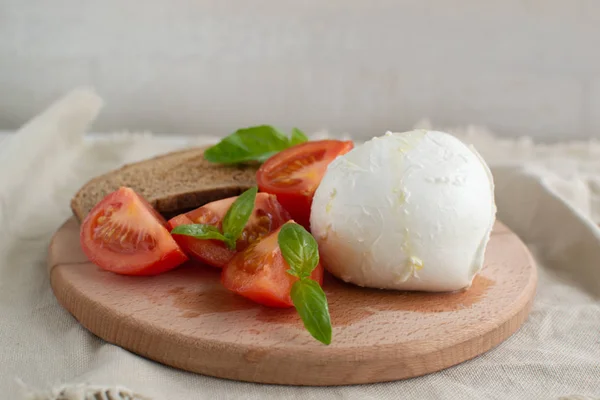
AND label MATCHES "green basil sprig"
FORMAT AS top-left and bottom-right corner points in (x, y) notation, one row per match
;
(170, 186), (258, 250)
(203, 125), (308, 164)
(278, 222), (332, 345)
